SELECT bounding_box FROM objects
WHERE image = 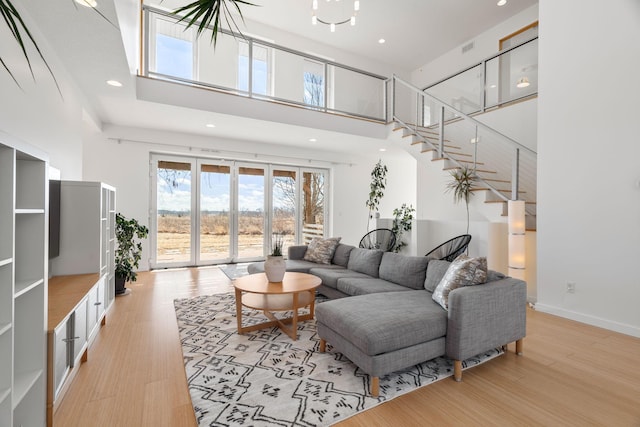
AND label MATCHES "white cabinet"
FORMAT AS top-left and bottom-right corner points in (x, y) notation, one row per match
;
(51, 181), (116, 313)
(87, 276), (106, 342)
(47, 273), (105, 426)
(0, 135), (48, 427)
